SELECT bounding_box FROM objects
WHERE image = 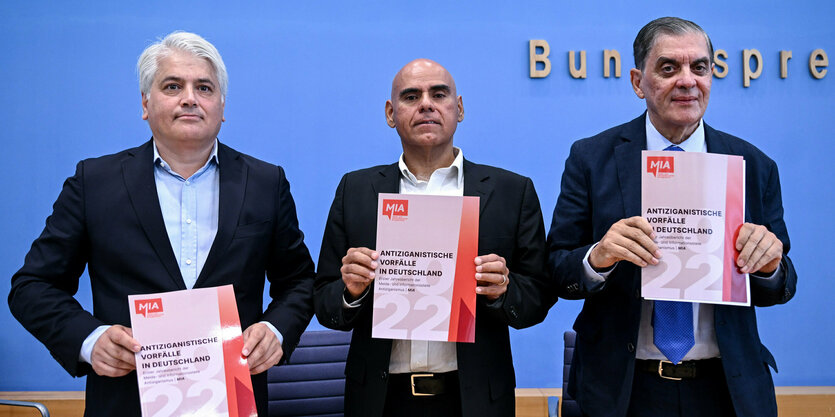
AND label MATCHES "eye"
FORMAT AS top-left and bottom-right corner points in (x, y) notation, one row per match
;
(404, 94), (418, 101)
(163, 83), (180, 91)
(660, 64), (676, 74)
(693, 63), (709, 74)
(197, 85), (213, 93)
(433, 92), (447, 99)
